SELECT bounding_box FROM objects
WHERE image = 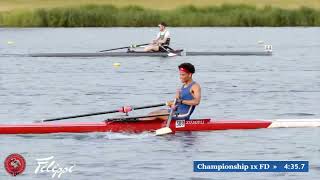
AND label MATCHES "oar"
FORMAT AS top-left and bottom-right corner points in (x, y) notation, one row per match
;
(107, 113), (170, 122)
(35, 103), (165, 123)
(159, 45), (177, 57)
(155, 99), (177, 135)
(99, 43), (149, 53)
